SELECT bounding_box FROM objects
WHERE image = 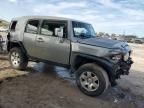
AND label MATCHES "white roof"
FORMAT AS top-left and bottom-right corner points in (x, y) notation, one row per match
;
(12, 16), (89, 24)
